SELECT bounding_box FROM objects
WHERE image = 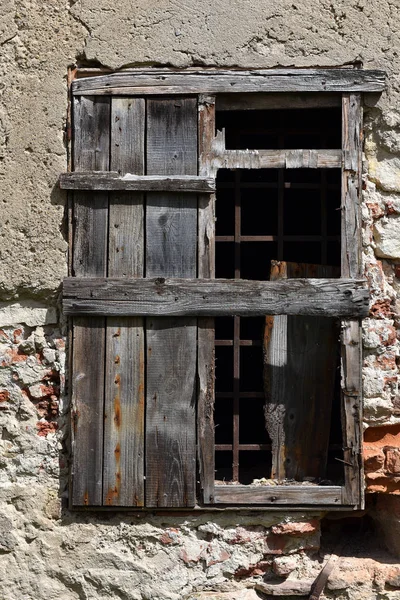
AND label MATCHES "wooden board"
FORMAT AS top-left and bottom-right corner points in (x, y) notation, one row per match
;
(145, 97), (198, 507)
(63, 277), (369, 319)
(72, 68), (386, 96)
(198, 95), (216, 504)
(103, 97), (145, 507)
(214, 484), (343, 505)
(264, 262), (340, 482)
(60, 173), (215, 193)
(71, 95), (110, 506)
(341, 94), (363, 508)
